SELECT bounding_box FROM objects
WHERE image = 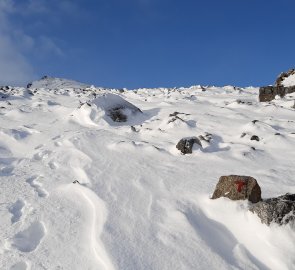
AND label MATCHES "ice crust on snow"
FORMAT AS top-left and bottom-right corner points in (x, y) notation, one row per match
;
(0, 77), (295, 270)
